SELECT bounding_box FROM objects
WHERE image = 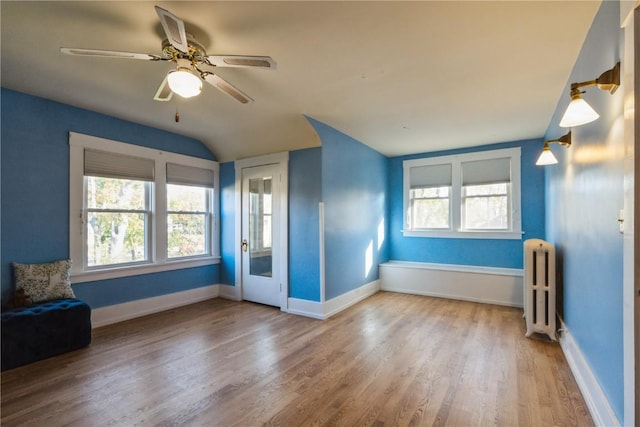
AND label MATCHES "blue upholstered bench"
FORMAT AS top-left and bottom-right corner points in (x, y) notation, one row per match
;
(1, 298), (92, 371)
